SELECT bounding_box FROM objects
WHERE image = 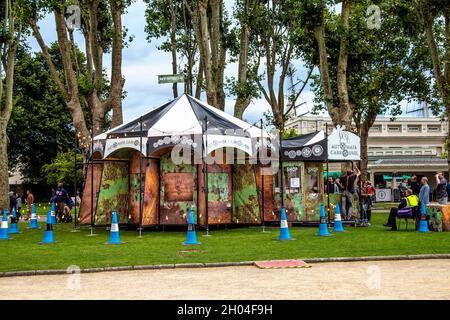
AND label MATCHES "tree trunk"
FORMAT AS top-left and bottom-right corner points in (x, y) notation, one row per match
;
(233, 6), (250, 119)
(170, 0), (178, 98)
(0, 120), (9, 210)
(360, 123), (369, 186)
